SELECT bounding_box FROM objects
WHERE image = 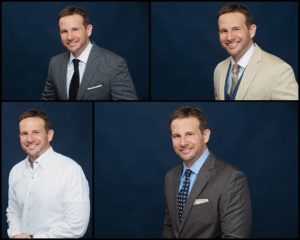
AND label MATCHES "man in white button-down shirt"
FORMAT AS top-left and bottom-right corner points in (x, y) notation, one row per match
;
(6, 109), (90, 238)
